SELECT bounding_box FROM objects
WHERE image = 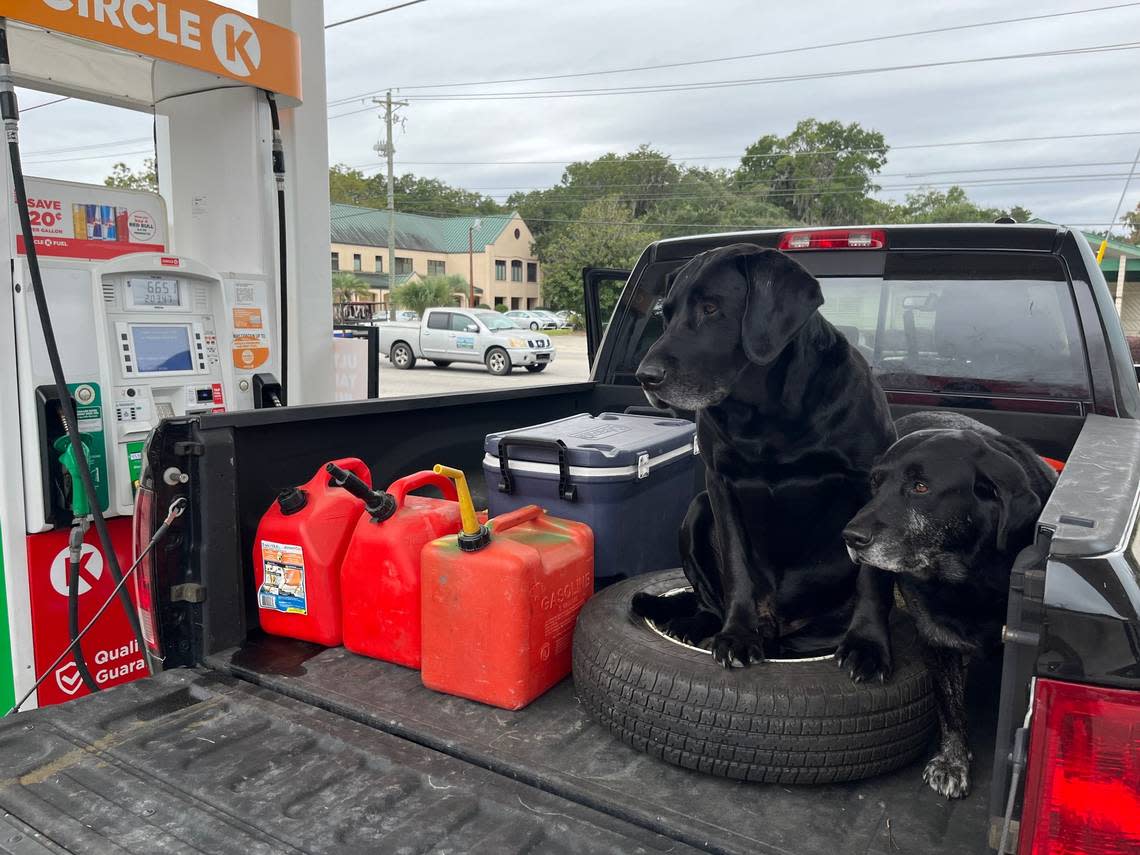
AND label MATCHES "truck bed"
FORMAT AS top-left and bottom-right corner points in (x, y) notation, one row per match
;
(203, 635), (997, 855)
(0, 670), (697, 855)
(0, 639), (1000, 854)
